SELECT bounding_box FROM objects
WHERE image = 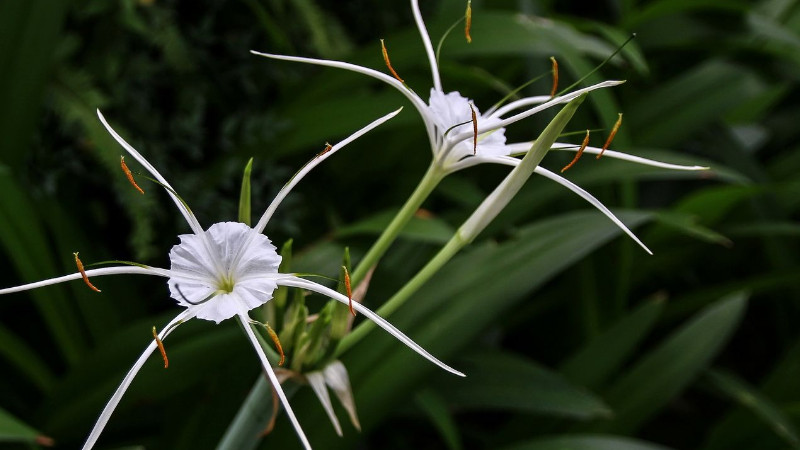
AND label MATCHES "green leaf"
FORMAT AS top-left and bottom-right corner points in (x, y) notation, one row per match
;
(414, 389), (463, 450)
(560, 296), (666, 389)
(705, 368), (800, 448)
(336, 210), (456, 244)
(589, 292), (748, 434)
(436, 350), (612, 420)
(0, 406), (48, 444)
(499, 434), (674, 450)
(239, 157), (254, 226)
